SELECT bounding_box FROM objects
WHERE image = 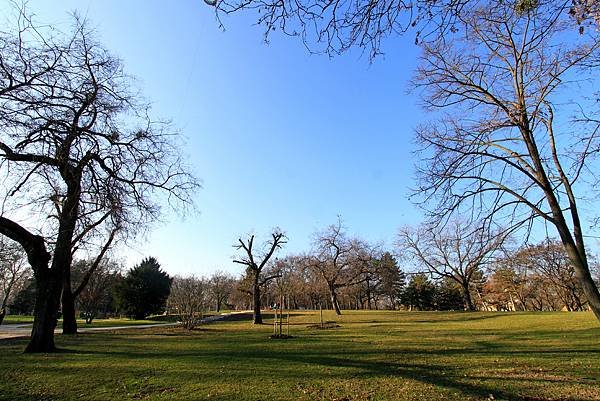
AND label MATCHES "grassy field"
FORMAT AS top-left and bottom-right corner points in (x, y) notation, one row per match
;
(0, 310), (598, 401)
(1, 315), (171, 327)
(1, 315), (35, 324)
